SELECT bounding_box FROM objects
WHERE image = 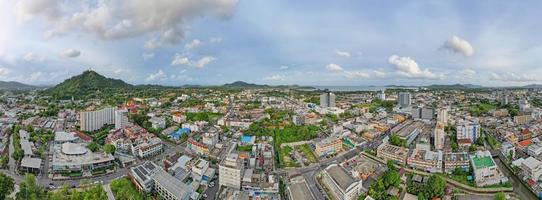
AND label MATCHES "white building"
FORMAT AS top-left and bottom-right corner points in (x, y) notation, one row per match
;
(80, 107), (115, 132)
(470, 150), (502, 186)
(520, 157), (542, 181)
(321, 164), (363, 200)
(115, 109), (129, 130)
(150, 117), (166, 129)
(219, 147), (244, 189)
(456, 119), (480, 146)
(501, 142), (515, 159)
